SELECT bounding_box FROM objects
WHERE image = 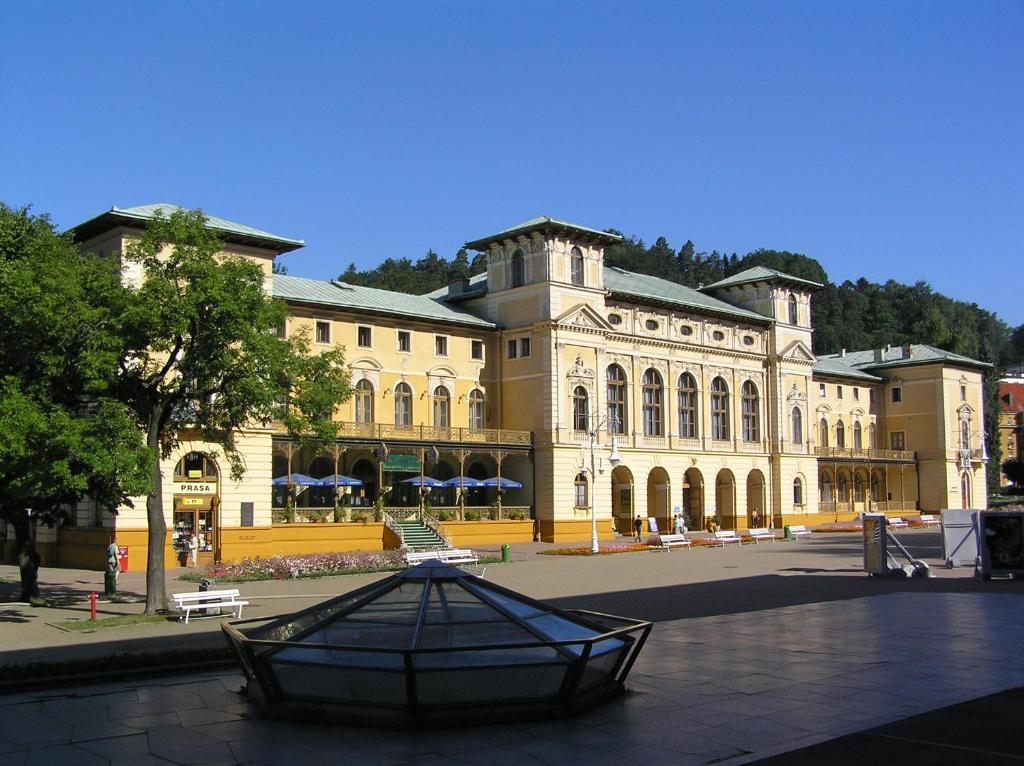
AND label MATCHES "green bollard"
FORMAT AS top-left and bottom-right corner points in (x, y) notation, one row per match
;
(104, 571), (117, 597)
(783, 525), (792, 540)
(501, 544), (511, 562)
